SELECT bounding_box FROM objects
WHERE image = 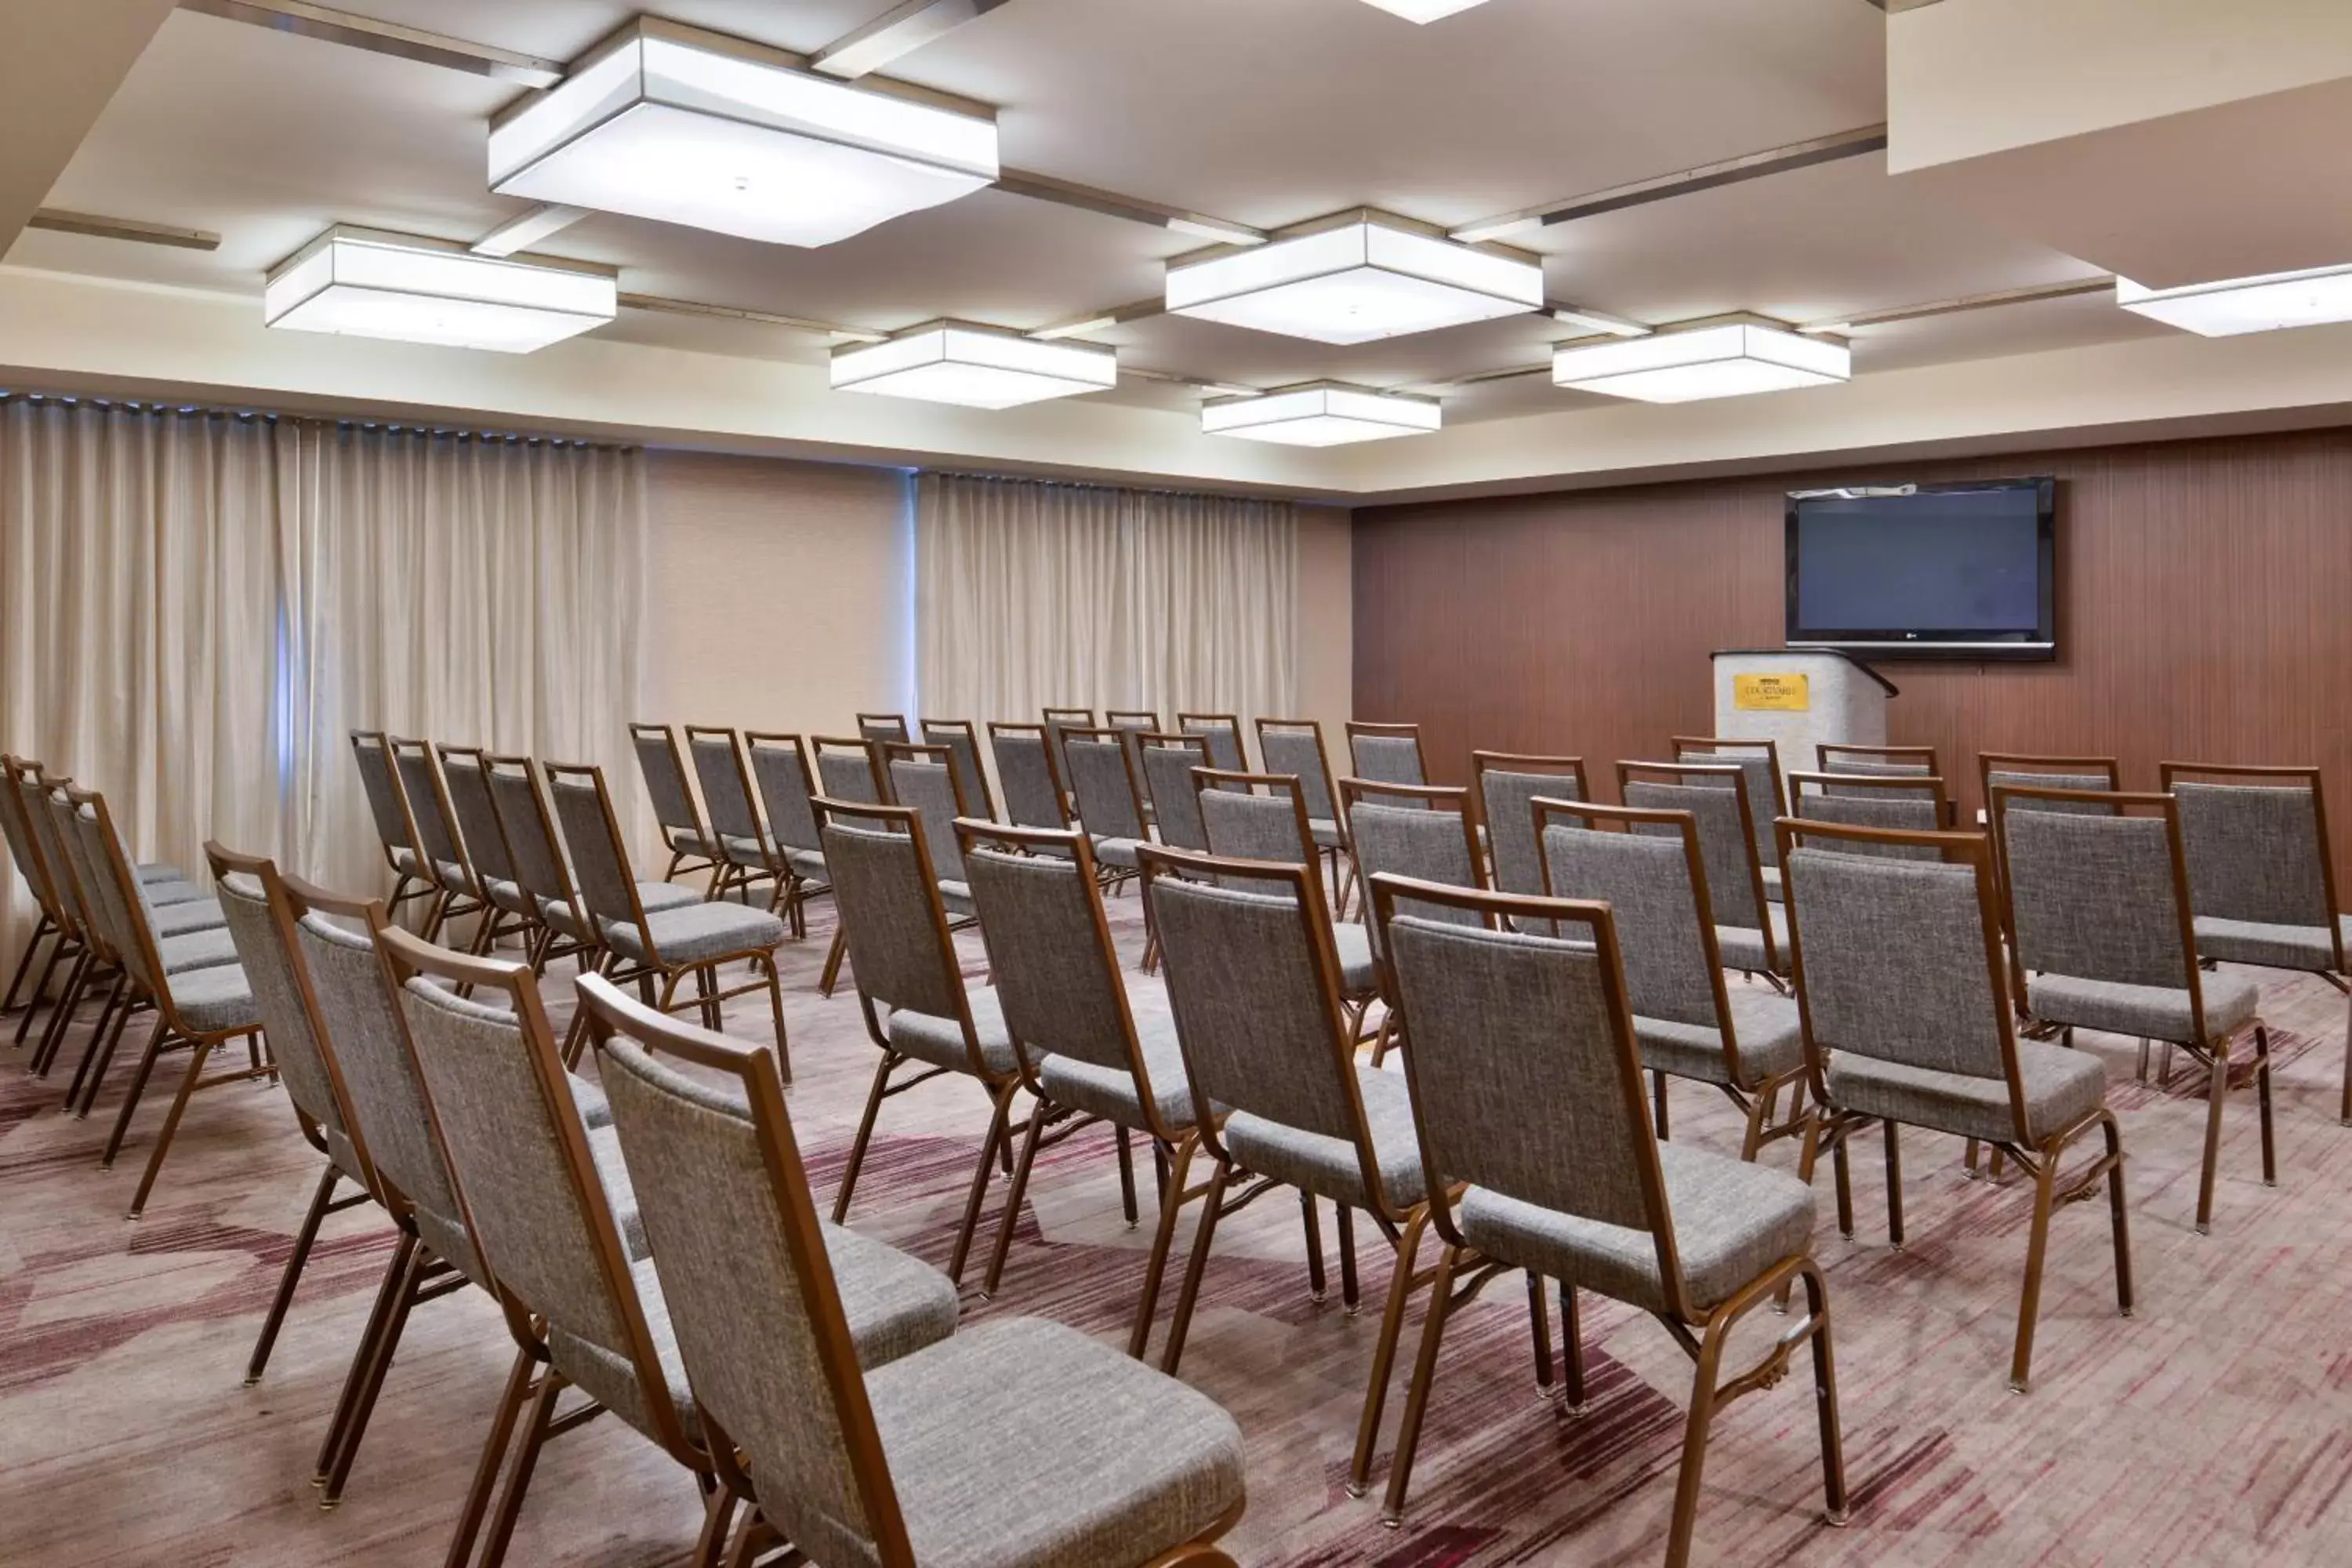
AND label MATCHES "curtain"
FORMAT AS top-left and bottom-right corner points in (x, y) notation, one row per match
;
(0, 397), (646, 971)
(916, 472), (1298, 729)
